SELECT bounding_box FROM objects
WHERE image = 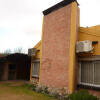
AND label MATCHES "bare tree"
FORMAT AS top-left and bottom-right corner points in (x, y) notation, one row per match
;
(14, 47), (25, 53)
(4, 49), (12, 54)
